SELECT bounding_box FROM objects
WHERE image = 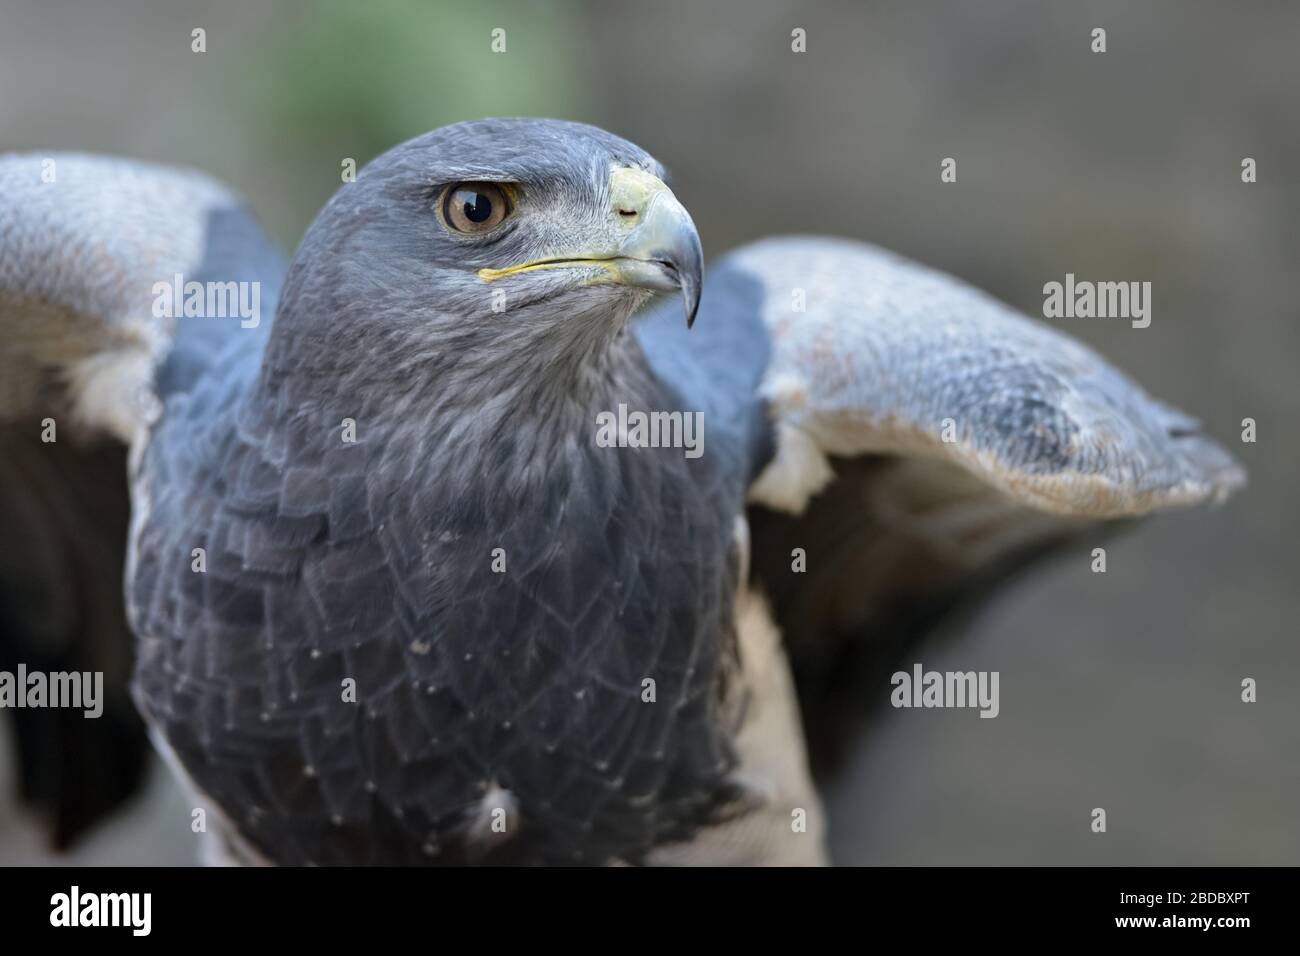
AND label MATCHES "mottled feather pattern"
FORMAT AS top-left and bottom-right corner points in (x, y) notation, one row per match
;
(728, 237), (1244, 516)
